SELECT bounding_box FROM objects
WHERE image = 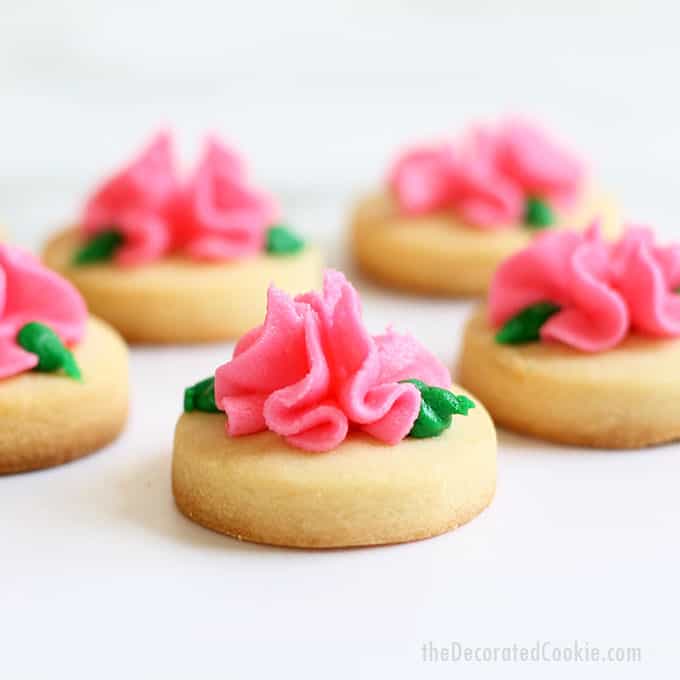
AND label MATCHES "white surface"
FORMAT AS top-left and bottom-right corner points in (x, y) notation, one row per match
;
(2, 2), (680, 678)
